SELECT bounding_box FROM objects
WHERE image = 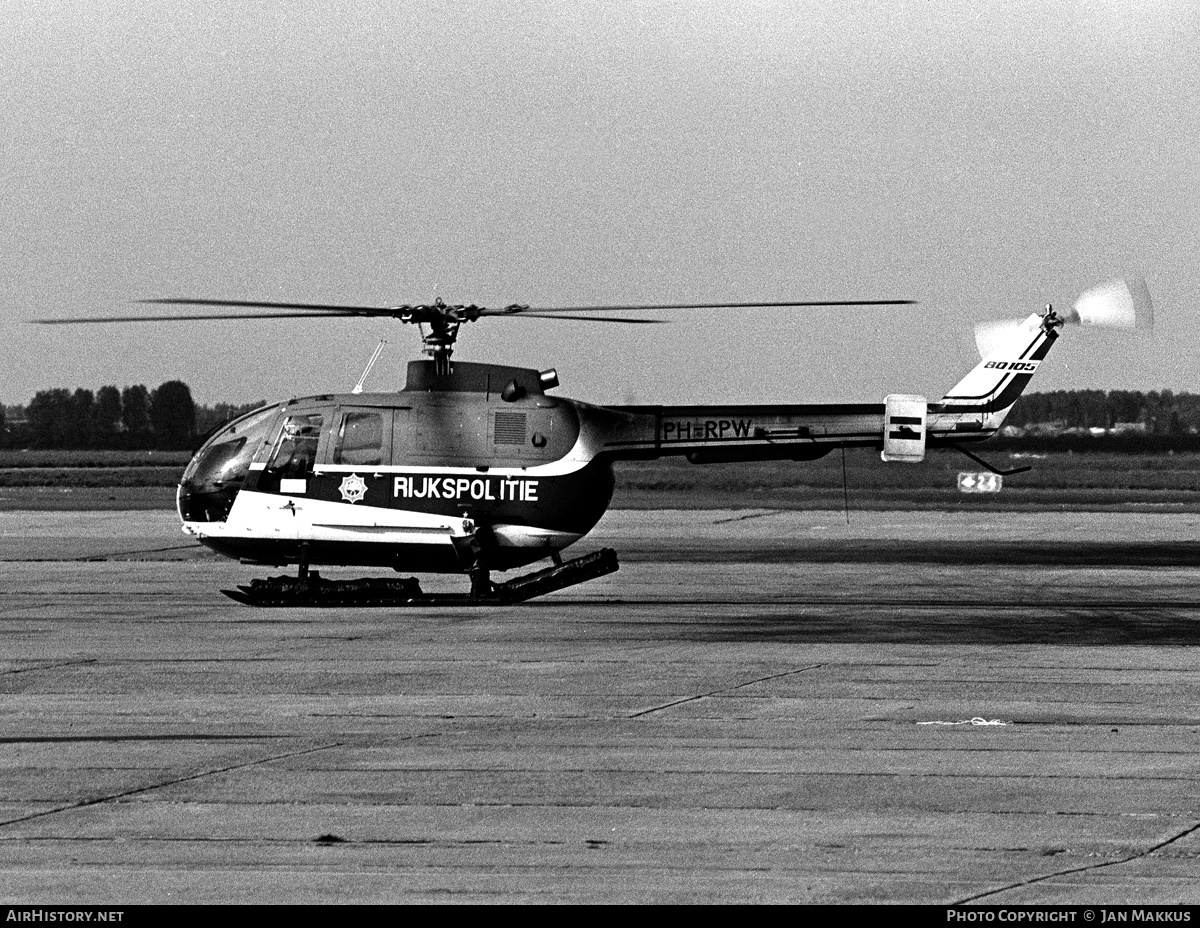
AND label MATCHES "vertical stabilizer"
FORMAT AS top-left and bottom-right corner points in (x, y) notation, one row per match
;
(933, 312), (1058, 432)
